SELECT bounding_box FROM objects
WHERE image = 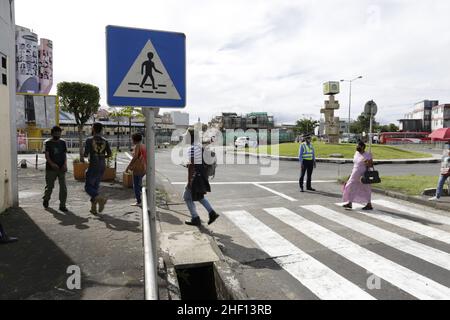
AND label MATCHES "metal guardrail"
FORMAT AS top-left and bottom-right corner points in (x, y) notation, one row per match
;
(142, 187), (158, 300)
